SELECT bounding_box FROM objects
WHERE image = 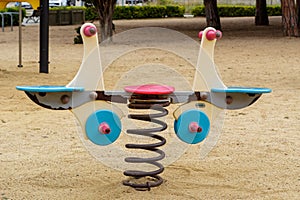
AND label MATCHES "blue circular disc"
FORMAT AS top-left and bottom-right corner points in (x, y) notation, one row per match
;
(174, 109), (210, 144)
(85, 110), (121, 146)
